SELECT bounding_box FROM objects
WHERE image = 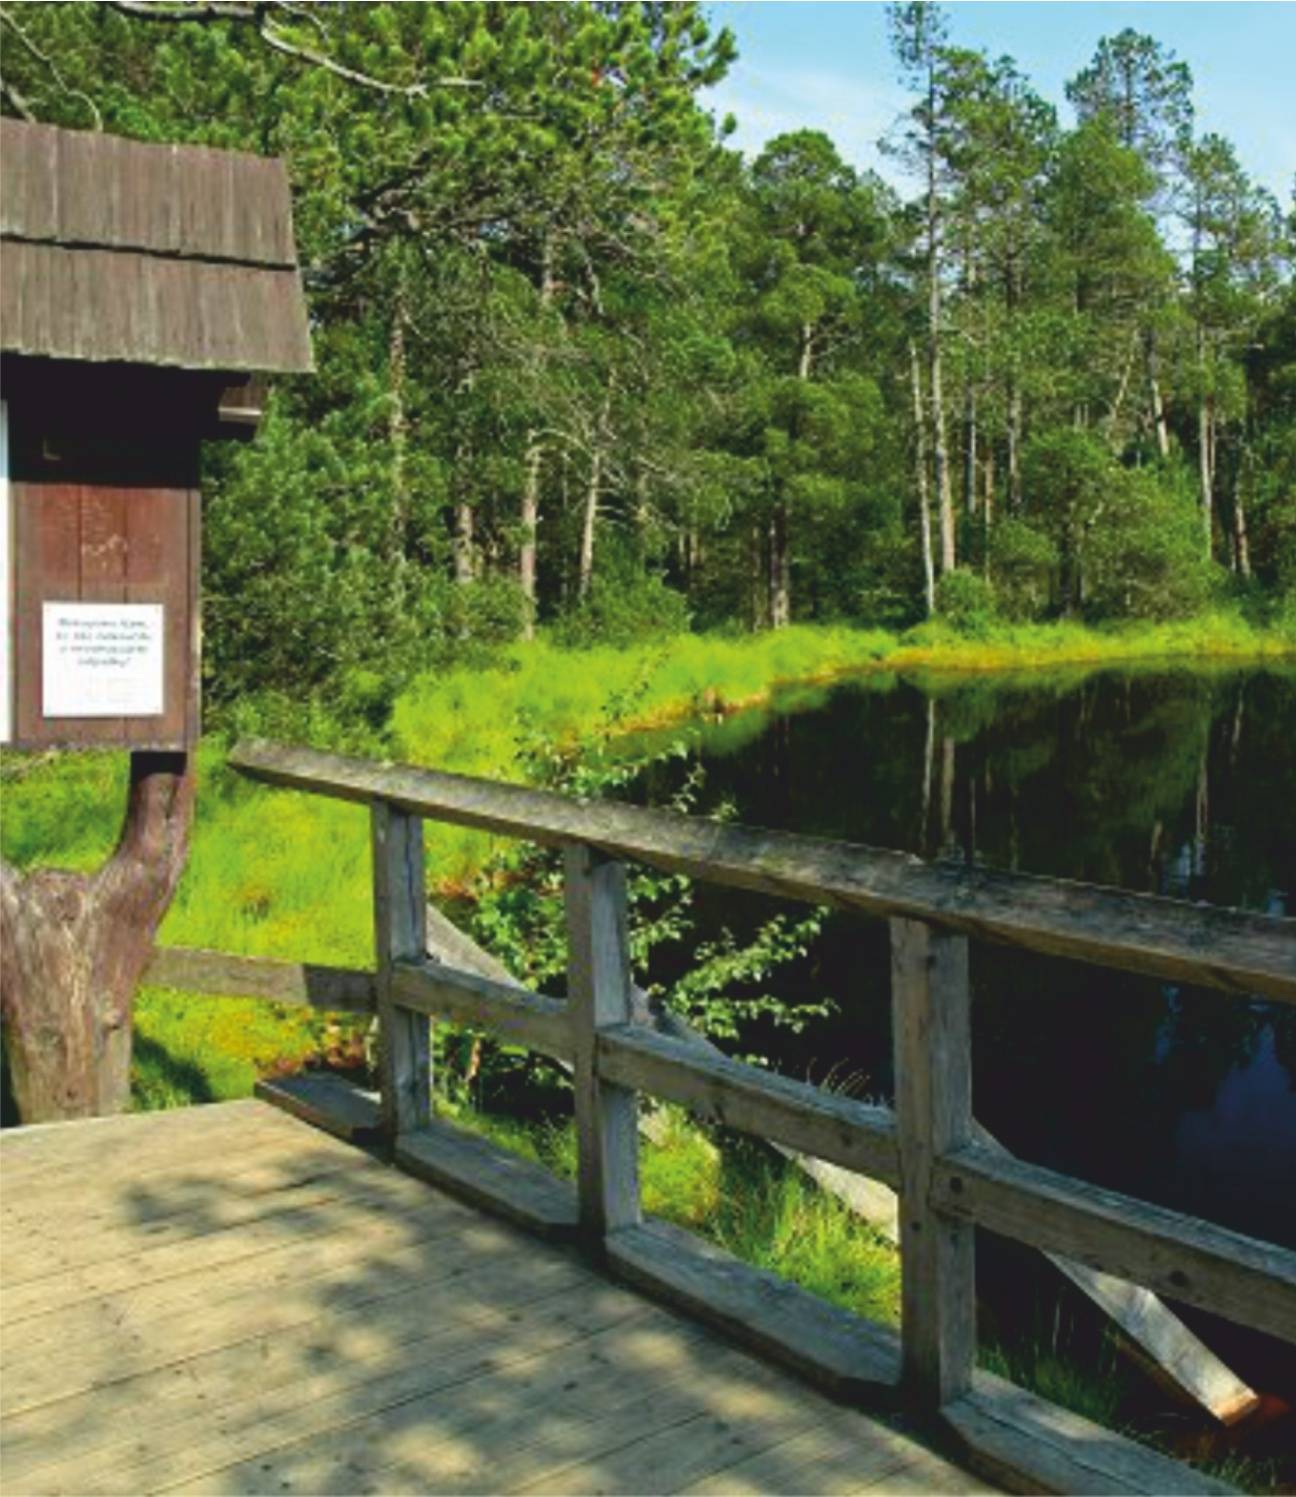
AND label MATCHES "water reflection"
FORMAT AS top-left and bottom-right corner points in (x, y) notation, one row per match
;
(624, 665), (1296, 1250)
